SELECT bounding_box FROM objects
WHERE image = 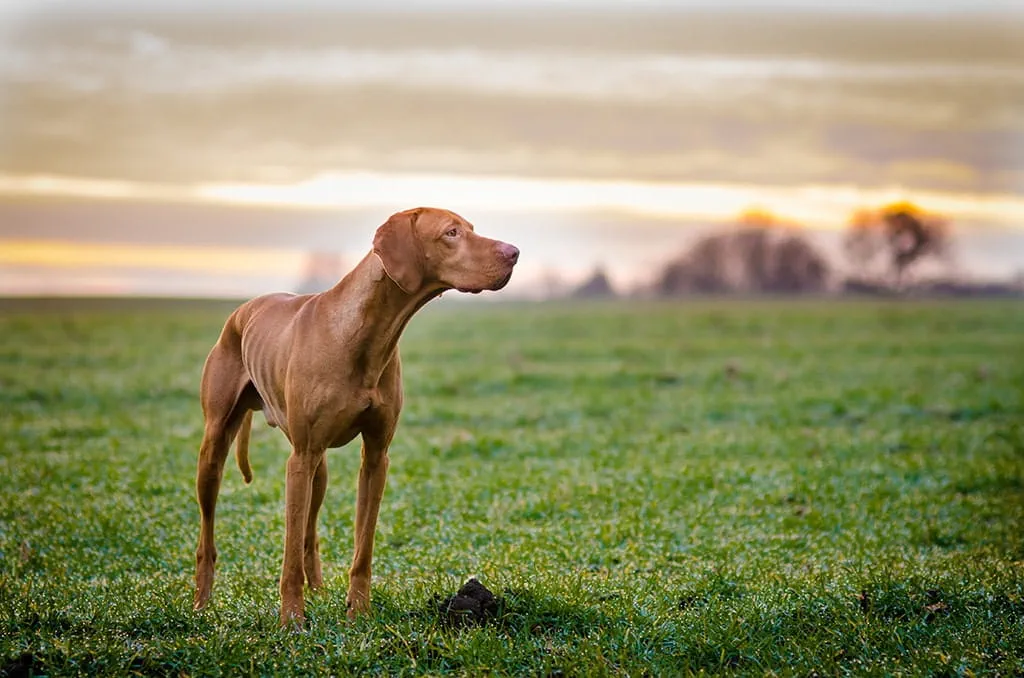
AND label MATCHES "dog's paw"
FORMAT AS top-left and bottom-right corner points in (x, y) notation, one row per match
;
(279, 606), (306, 630)
(193, 586), (211, 611)
(345, 595), (370, 620)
